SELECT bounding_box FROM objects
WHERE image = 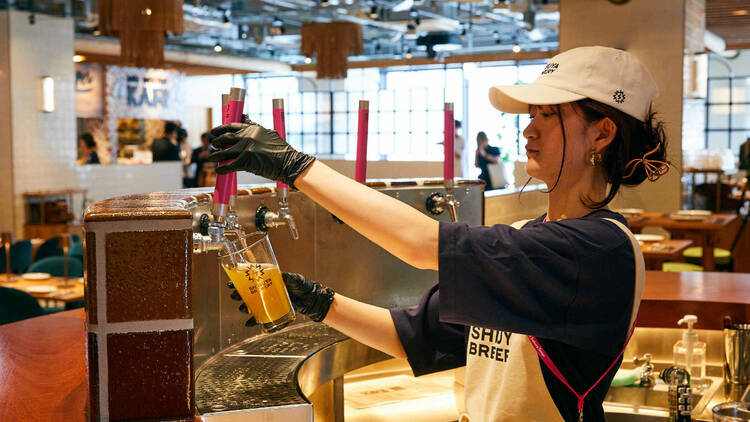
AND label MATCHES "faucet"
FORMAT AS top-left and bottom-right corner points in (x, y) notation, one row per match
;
(193, 202), (247, 254)
(426, 180), (460, 222)
(632, 353), (654, 388)
(254, 185), (299, 240)
(661, 366), (692, 422)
